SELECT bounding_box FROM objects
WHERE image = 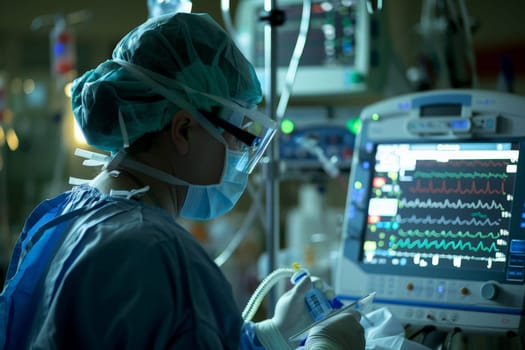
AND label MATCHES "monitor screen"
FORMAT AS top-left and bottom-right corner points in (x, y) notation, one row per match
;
(334, 89), (525, 334)
(361, 142), (519, 276)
